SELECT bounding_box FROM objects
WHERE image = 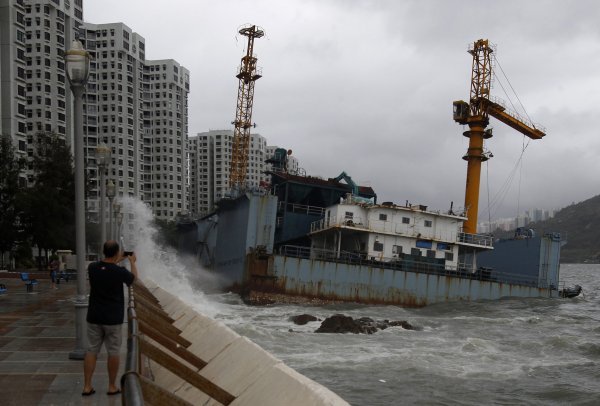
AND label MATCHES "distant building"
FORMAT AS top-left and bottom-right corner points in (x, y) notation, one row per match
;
(478, 207), (556, 233)
(188, 130), (303, 217)
(188, 130), (268, 216)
